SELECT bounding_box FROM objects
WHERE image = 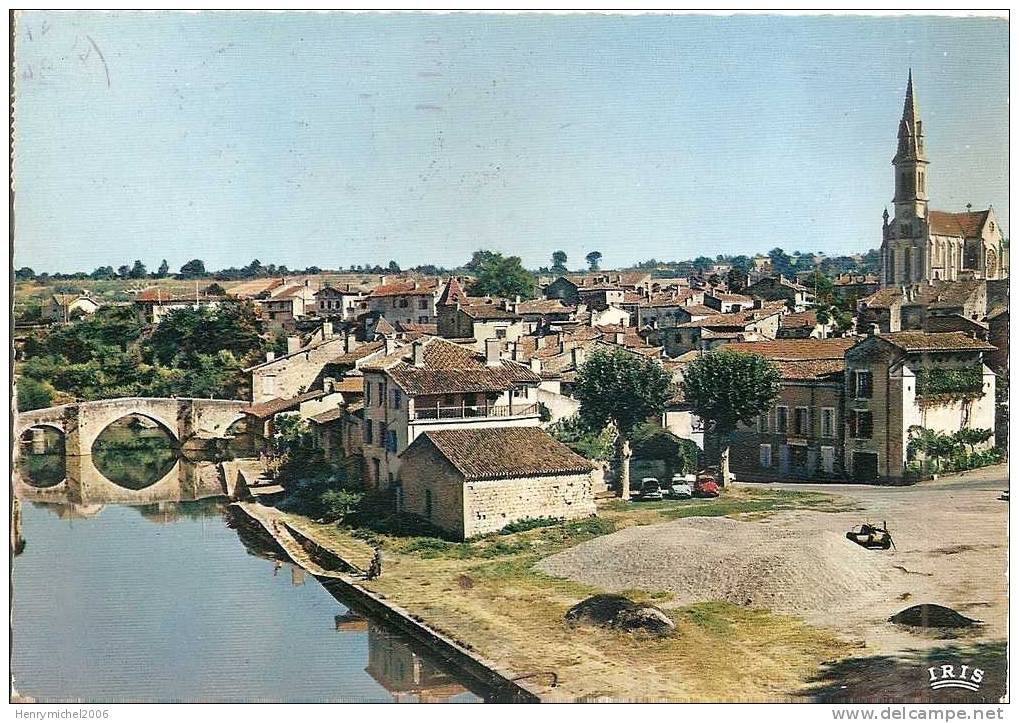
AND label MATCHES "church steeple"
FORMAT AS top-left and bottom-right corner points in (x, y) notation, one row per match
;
(892, 69), (929, 221)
